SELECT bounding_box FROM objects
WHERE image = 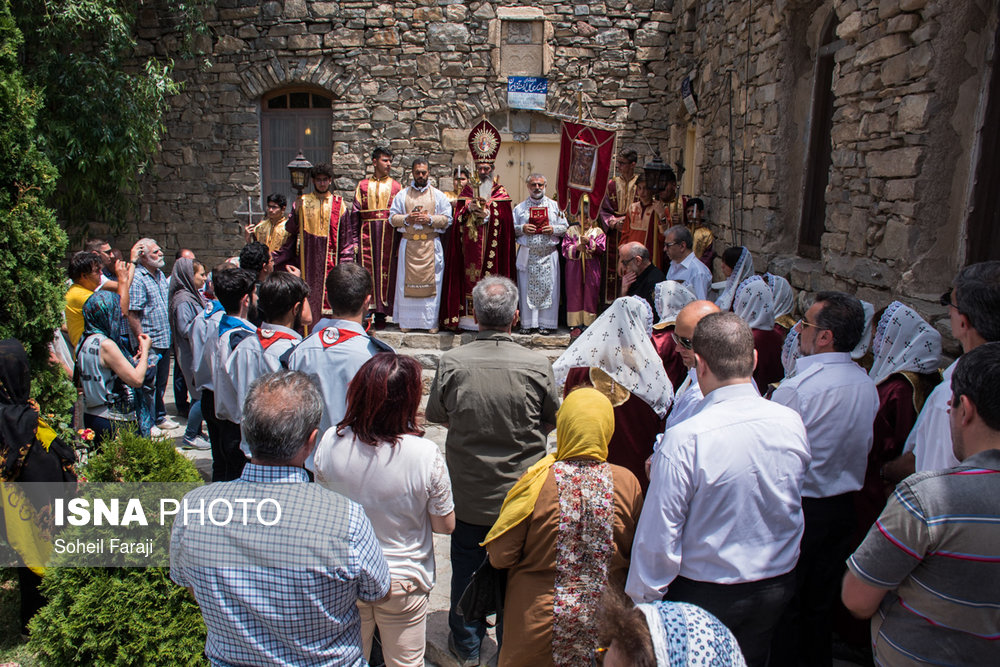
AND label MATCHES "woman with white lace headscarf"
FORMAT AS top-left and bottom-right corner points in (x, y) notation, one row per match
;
(714, 246), (753, 311)
(733, 276), (785, 388)
(851, 300), (876, 364)
(857, 301), (941, 534)
(650, 281), (696, 390)
(553, 296), (672, 491)
(764, 273), (796, 332)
